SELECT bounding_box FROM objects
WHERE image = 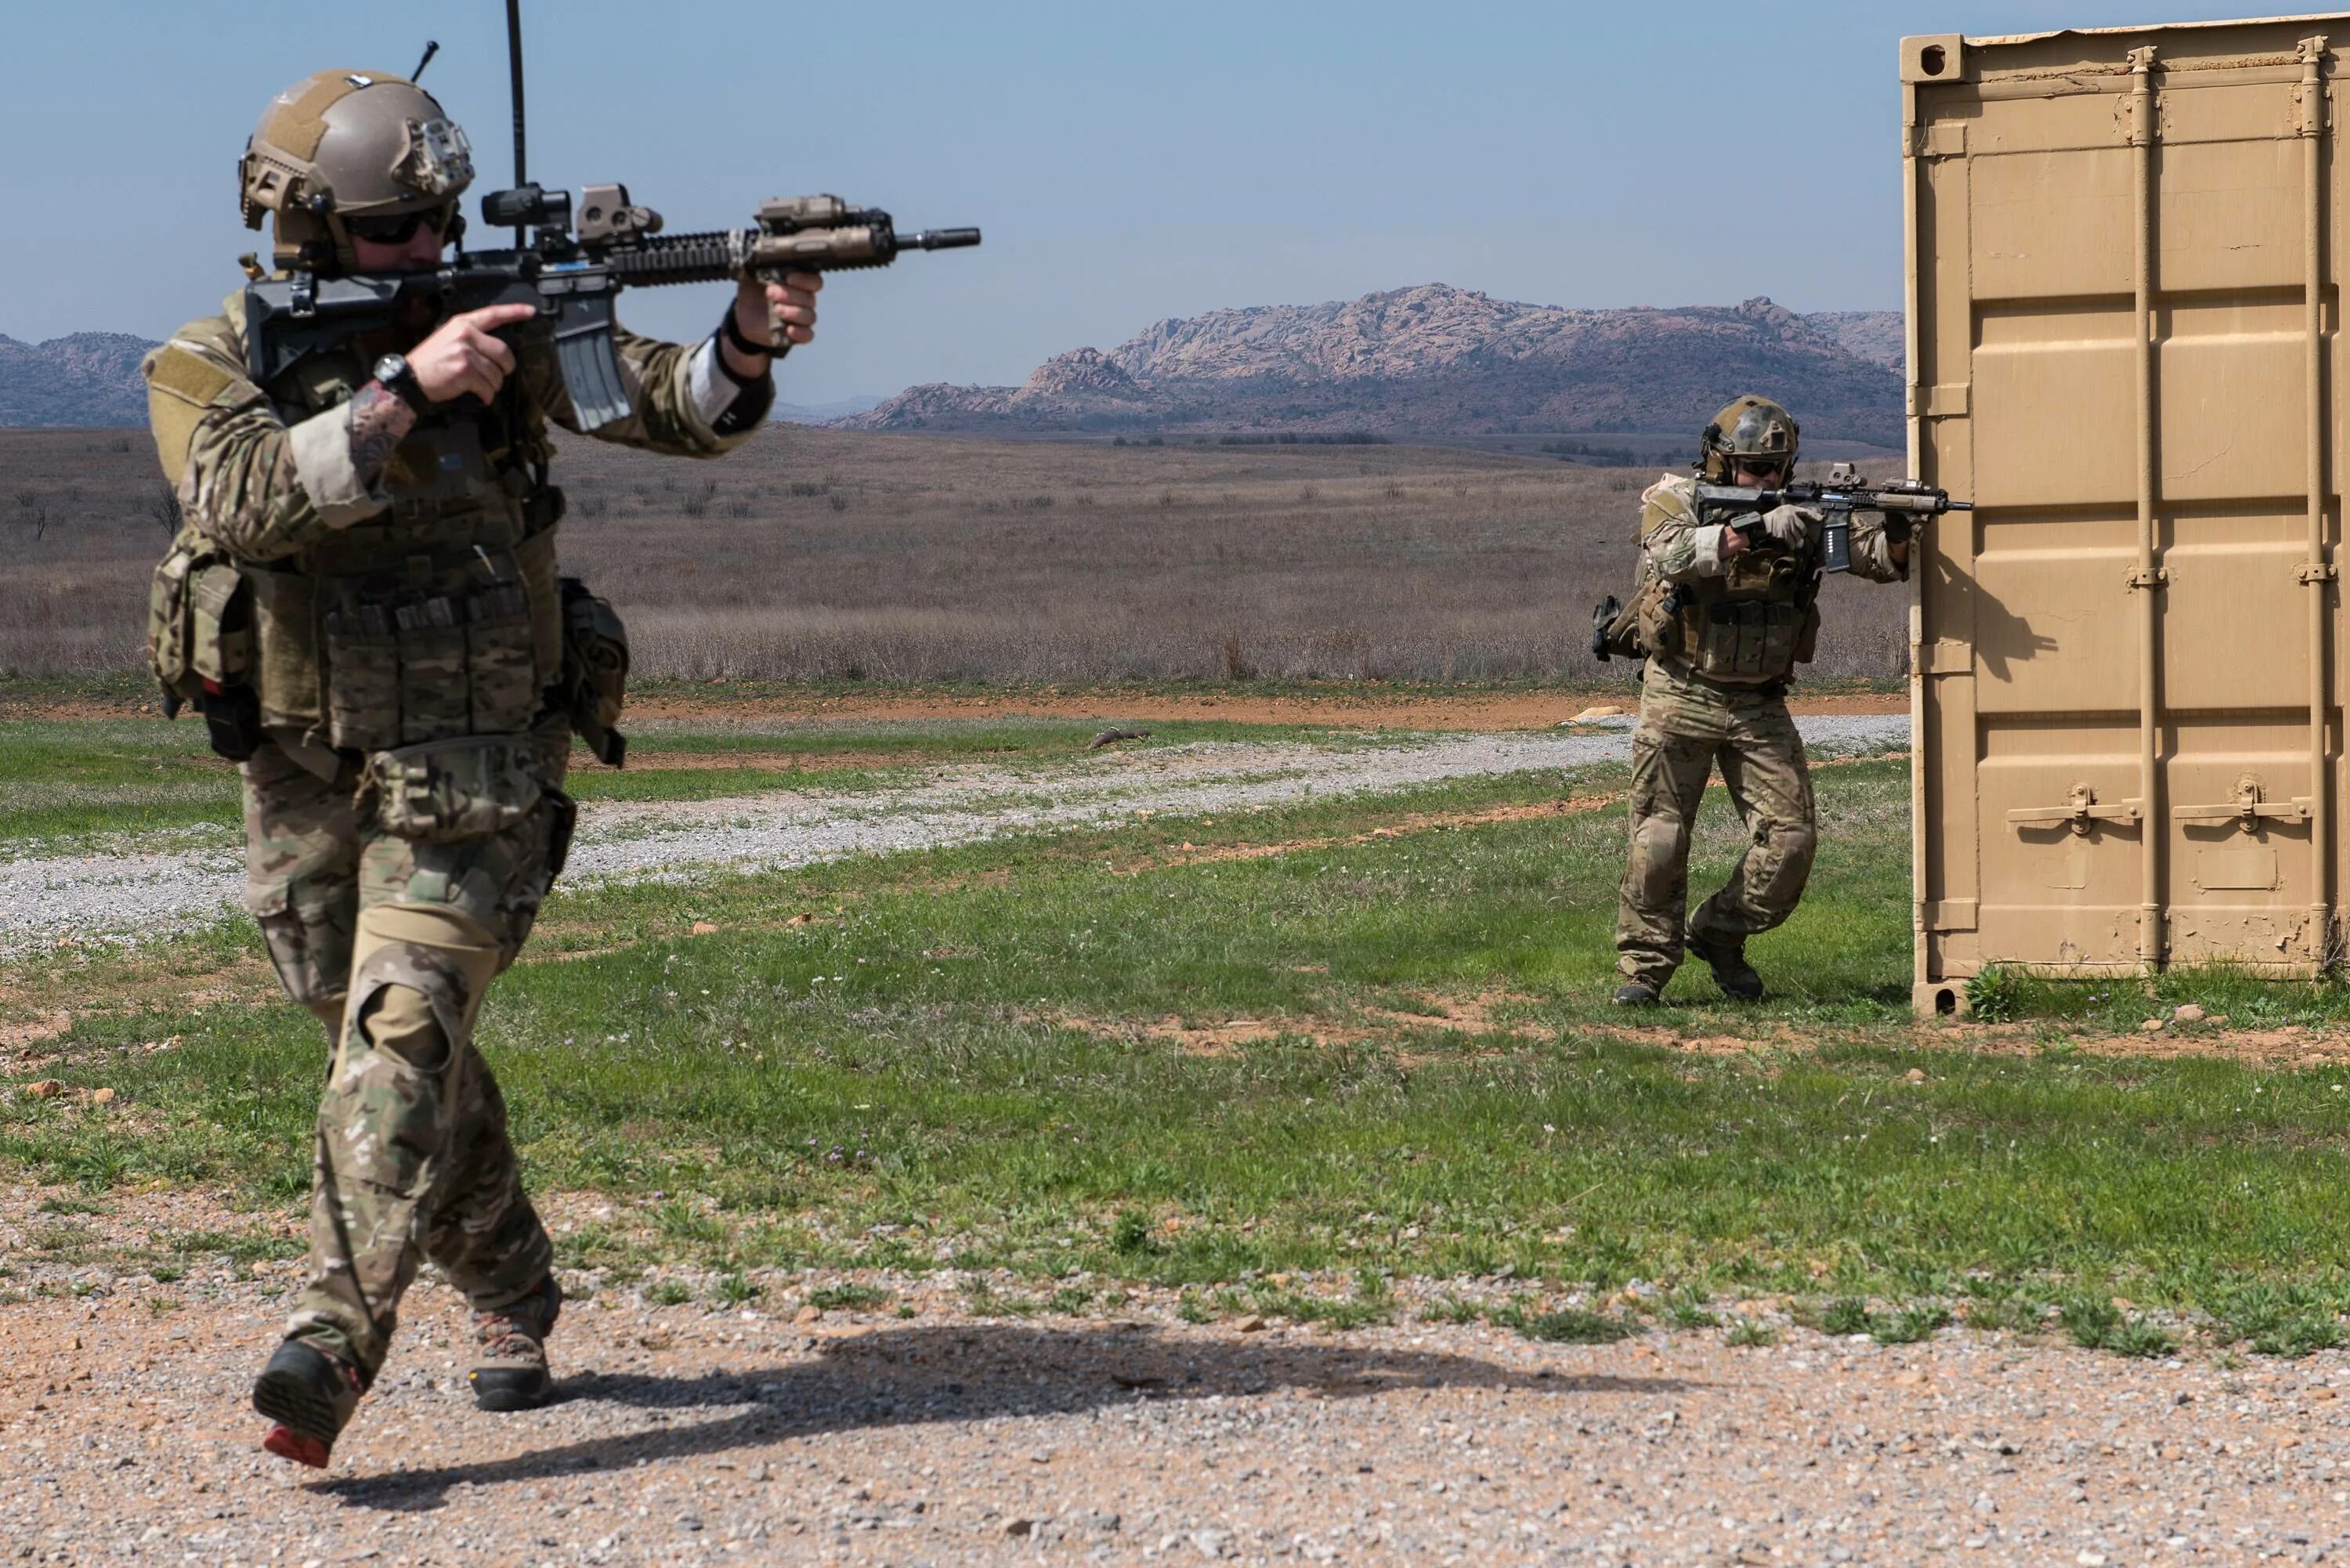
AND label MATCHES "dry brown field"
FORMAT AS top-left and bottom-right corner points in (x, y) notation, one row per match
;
(0, 426), (1907, 686)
